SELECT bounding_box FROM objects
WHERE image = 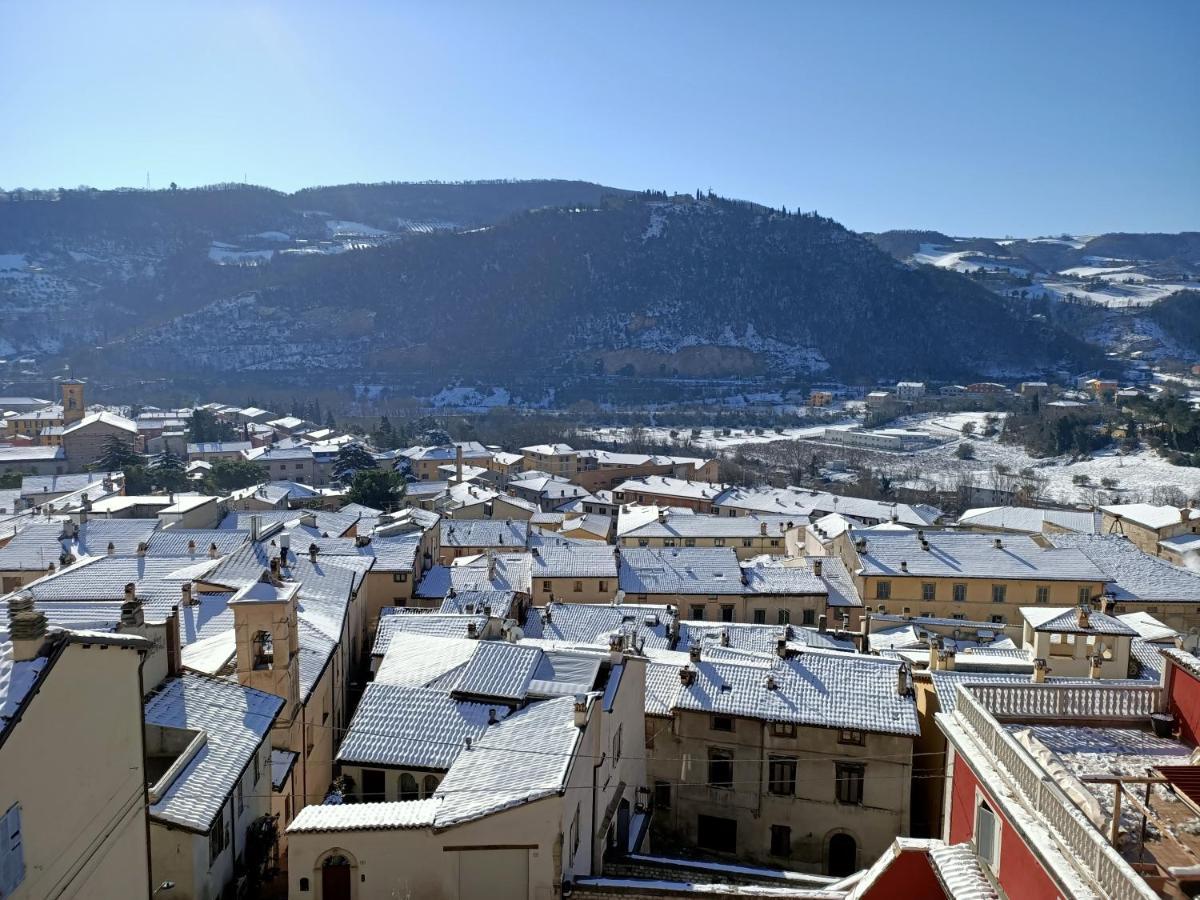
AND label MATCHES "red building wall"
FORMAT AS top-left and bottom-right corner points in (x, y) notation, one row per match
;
(1167, 659), (1200, 746)
(949, 751), (1063, 900)
(857, 849), (945, 899)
